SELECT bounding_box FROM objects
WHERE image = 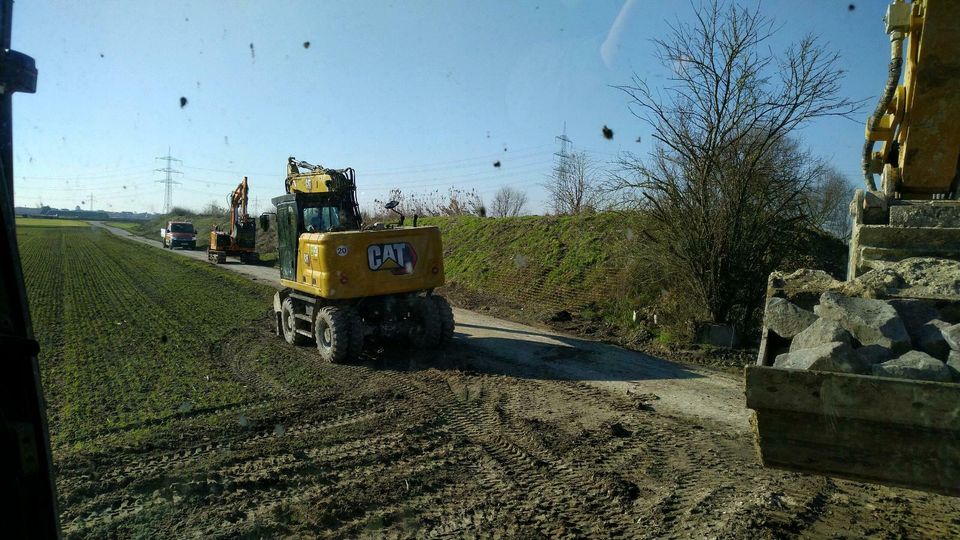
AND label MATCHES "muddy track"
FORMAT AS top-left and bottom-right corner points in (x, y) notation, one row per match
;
(55, 332), (960, 538)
